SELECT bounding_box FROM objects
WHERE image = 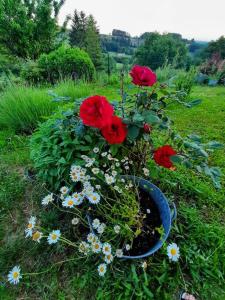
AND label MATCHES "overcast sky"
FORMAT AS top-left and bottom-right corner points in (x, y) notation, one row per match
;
(59, 0), (225, 41)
